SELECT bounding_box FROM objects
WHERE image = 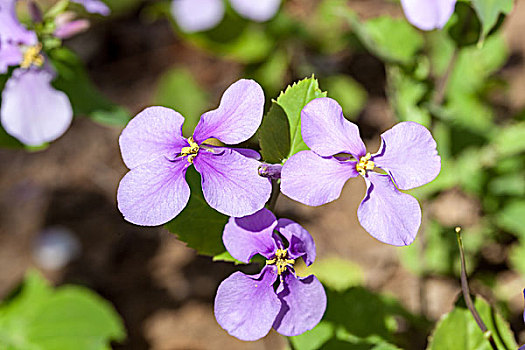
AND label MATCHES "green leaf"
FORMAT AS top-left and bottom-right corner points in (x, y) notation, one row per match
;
(50, 48), (131, 126)
(165, 167), (229, 256)
(387, 66), (431, 127)
(491, 122), (525, 158)
(275, 77), (326, 158)
(252, 49), (288, 95)
(347, 14), (424, 65)
(259, 102), (290, 163)
(471, 0), (513, 38)
(154, 68), (208, 137)
(496, 200), (525, 238)
(509, 242), (525, 277)
(426, 296), (517, 350)
(0, 271), (125, 350)
(212, 251), (244, 265)
(298, 257), (364, 292)
(324, 75), (367, 119)
(290, 321), (335, 350)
